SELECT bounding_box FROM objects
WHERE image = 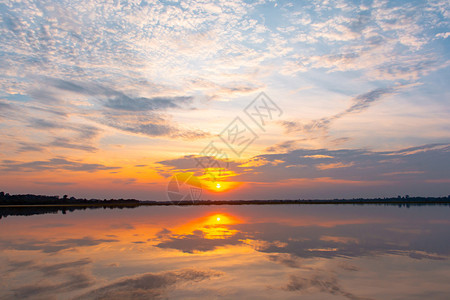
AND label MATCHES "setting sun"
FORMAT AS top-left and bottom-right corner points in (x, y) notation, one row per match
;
(200, 179), (240, 193)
